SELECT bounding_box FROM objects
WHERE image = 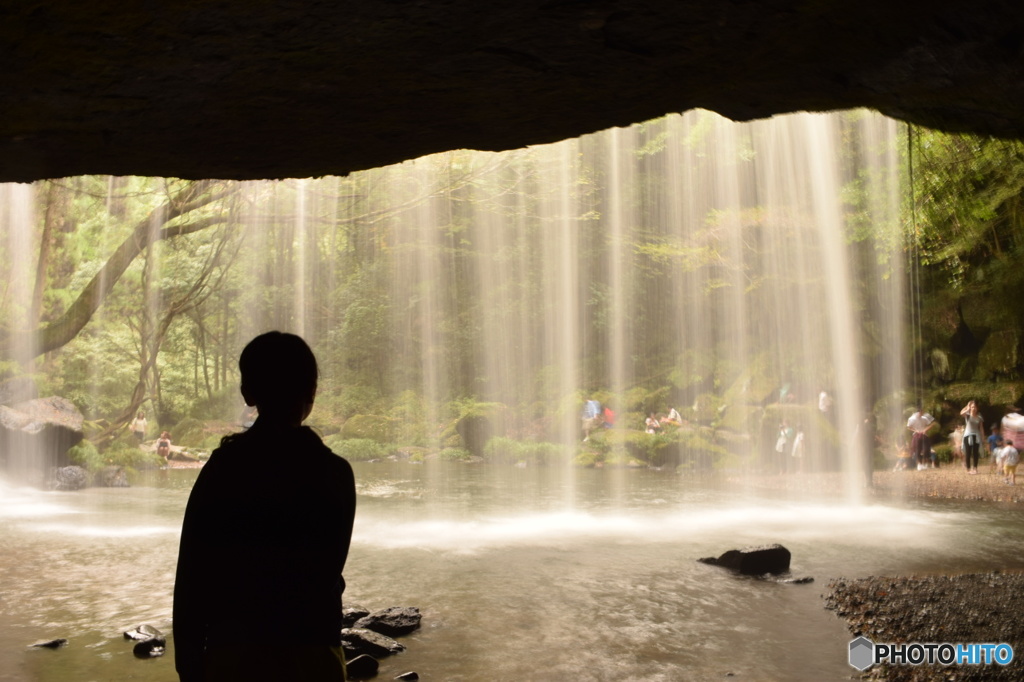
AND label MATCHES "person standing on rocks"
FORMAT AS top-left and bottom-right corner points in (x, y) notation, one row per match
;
(959, 400), (986, 475)
(174, 331), (357, 682)
(130, 410), (148, 445)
